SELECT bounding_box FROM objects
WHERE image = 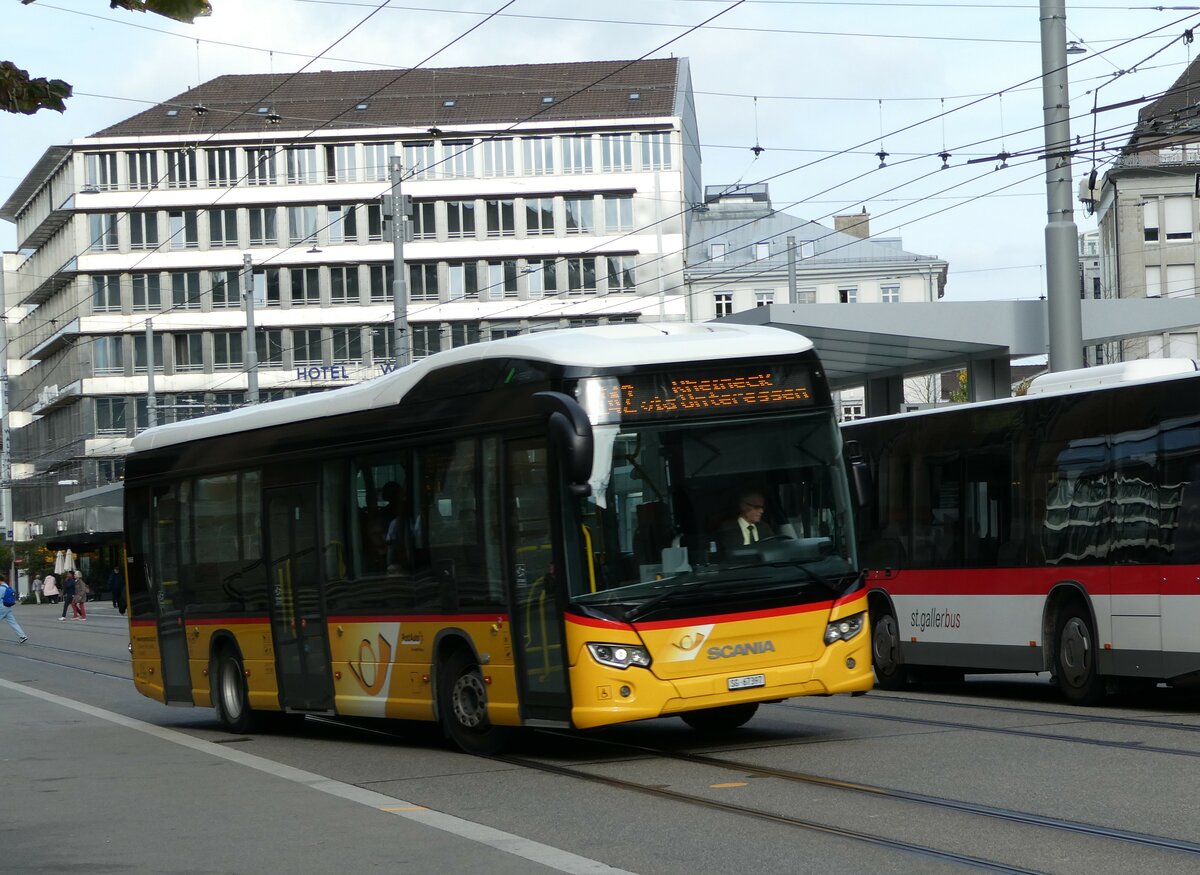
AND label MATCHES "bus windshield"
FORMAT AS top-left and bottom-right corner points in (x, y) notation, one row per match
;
(572, 414), (857, 609)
